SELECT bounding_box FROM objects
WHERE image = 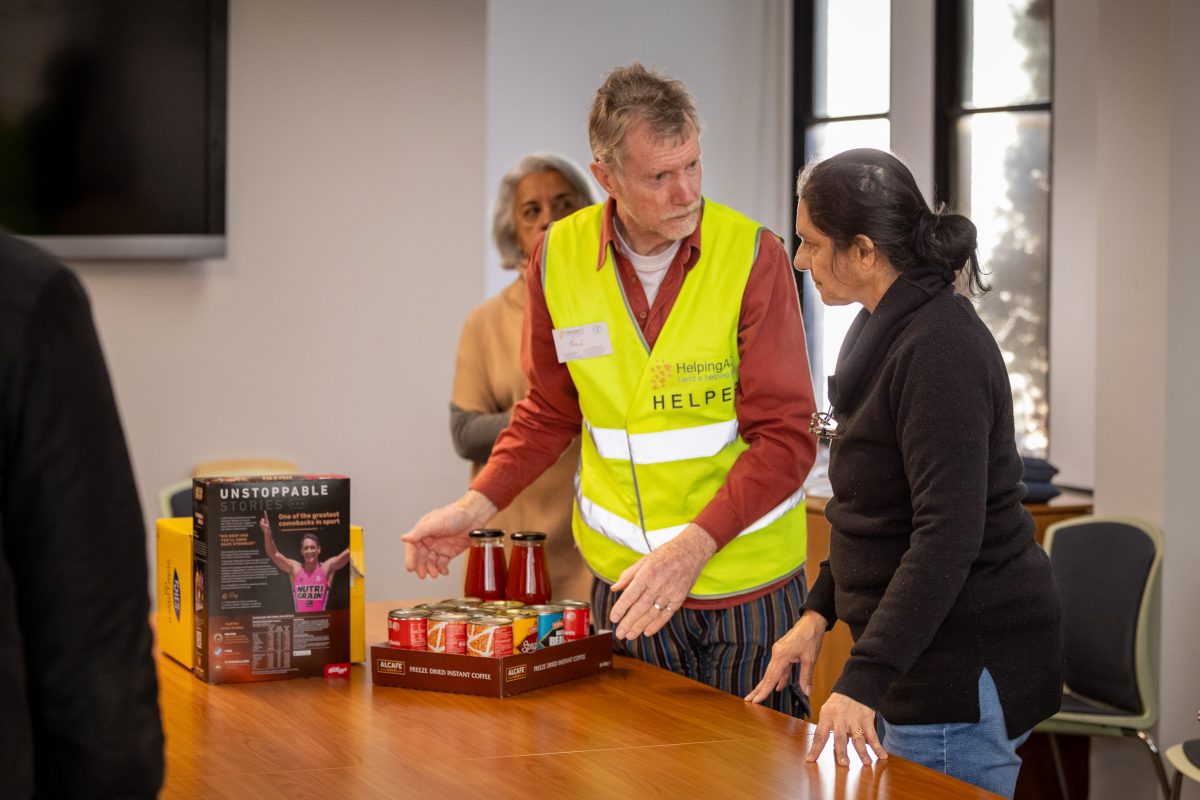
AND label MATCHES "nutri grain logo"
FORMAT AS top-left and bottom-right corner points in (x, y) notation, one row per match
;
(505, 664), (528, 682)
(377, 659), (406, 675)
